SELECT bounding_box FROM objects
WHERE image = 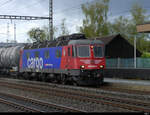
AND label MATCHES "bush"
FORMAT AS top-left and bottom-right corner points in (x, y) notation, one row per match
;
(141, 52), (150, 58)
